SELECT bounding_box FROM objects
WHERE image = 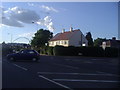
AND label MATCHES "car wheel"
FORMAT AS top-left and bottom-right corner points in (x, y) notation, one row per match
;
(32, 58), (37, 62)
